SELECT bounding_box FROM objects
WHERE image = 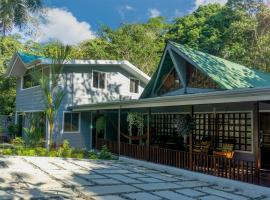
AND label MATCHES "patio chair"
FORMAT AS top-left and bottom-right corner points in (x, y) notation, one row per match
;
(193, 140), (211, 154)
(213, 143), (234, 159)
